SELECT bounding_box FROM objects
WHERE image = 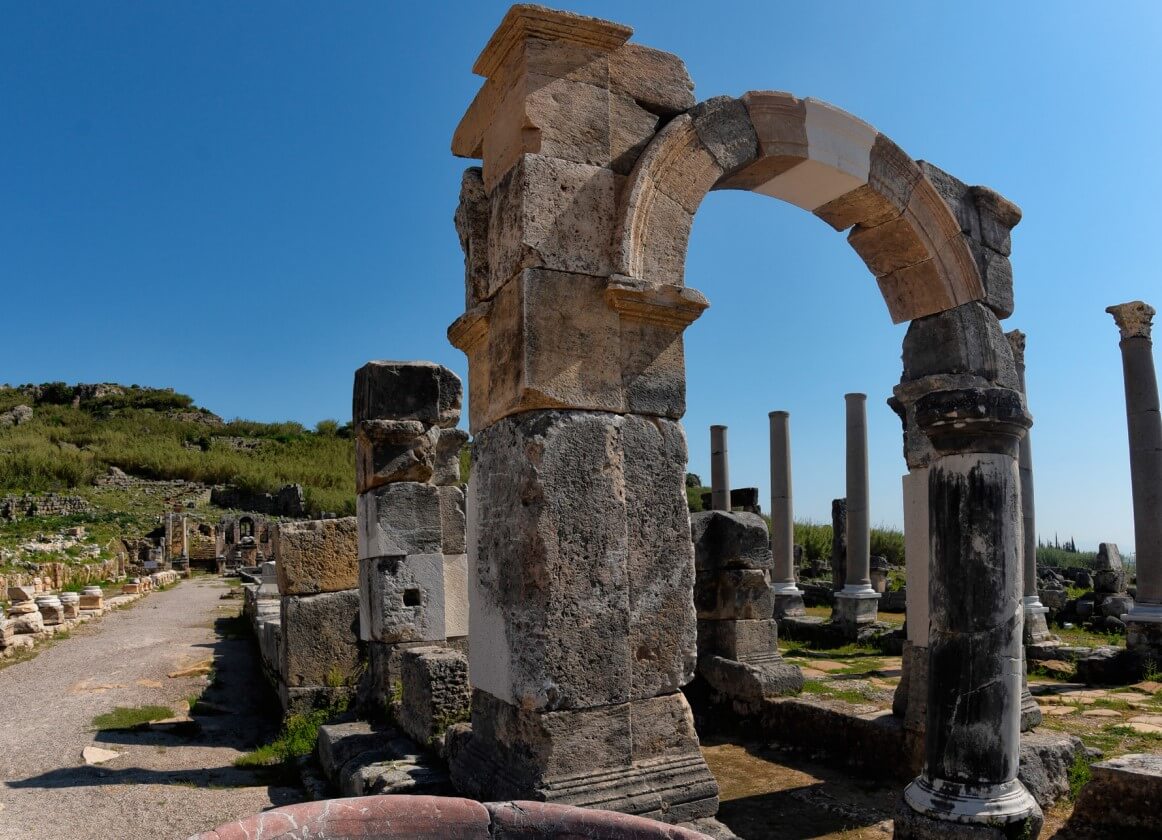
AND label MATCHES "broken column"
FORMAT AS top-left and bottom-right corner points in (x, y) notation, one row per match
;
(1006, 330), (1051, 645)
(1107, 301), (1162, 659)
(769, 411), (805, 617)
(353, 361), (468, 714)
(274, 517), (362, 714)
(710, 425), (730, 511)
(834, 393), (879, 630)
(897, 387), (1041, 840)
(691, 506), (803, 710)
(445, 5), (718, 820)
